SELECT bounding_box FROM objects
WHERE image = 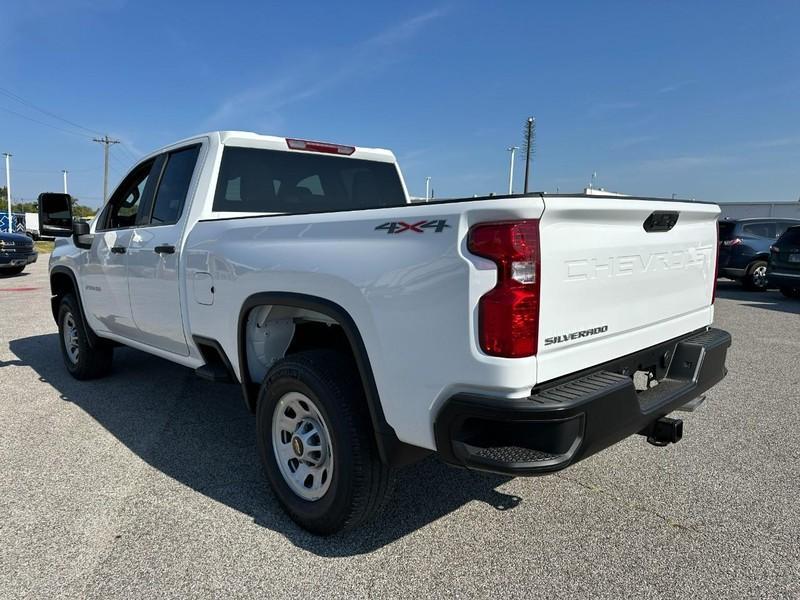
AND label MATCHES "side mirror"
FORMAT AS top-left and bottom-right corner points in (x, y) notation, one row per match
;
(38, 192), (74, 237)
(72, 220), (90, 236)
